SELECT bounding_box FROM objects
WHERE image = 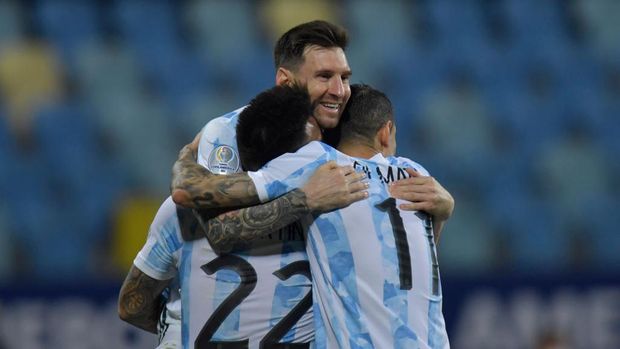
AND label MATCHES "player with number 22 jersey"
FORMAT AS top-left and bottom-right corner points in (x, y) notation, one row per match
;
(134, 108), (314, 349)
